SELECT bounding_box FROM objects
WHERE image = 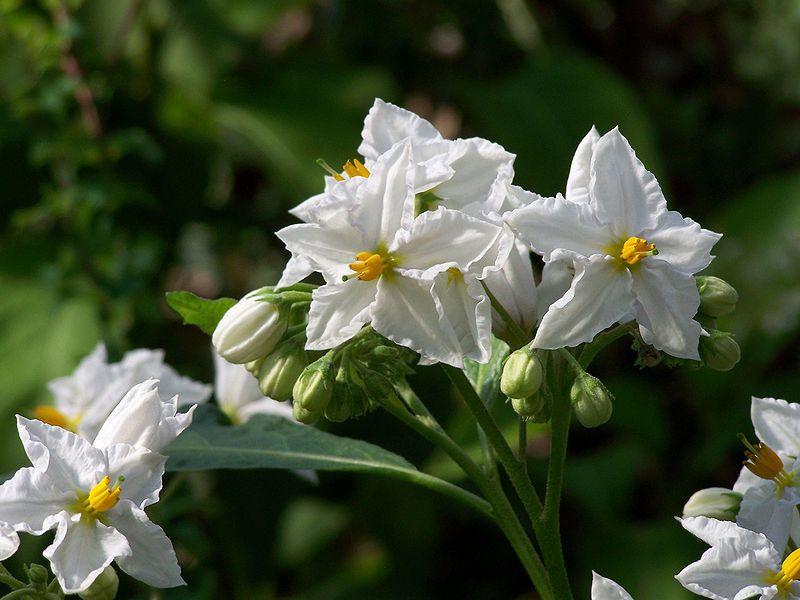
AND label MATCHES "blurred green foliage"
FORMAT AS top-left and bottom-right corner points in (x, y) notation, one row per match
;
(2, 0), (800, 598)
